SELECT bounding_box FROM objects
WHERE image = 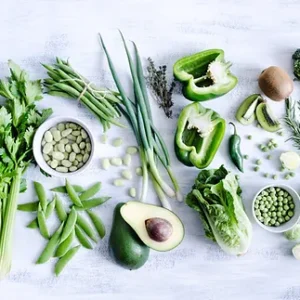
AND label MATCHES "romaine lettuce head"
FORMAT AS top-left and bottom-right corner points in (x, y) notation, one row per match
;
(186, 165), (252, 255)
